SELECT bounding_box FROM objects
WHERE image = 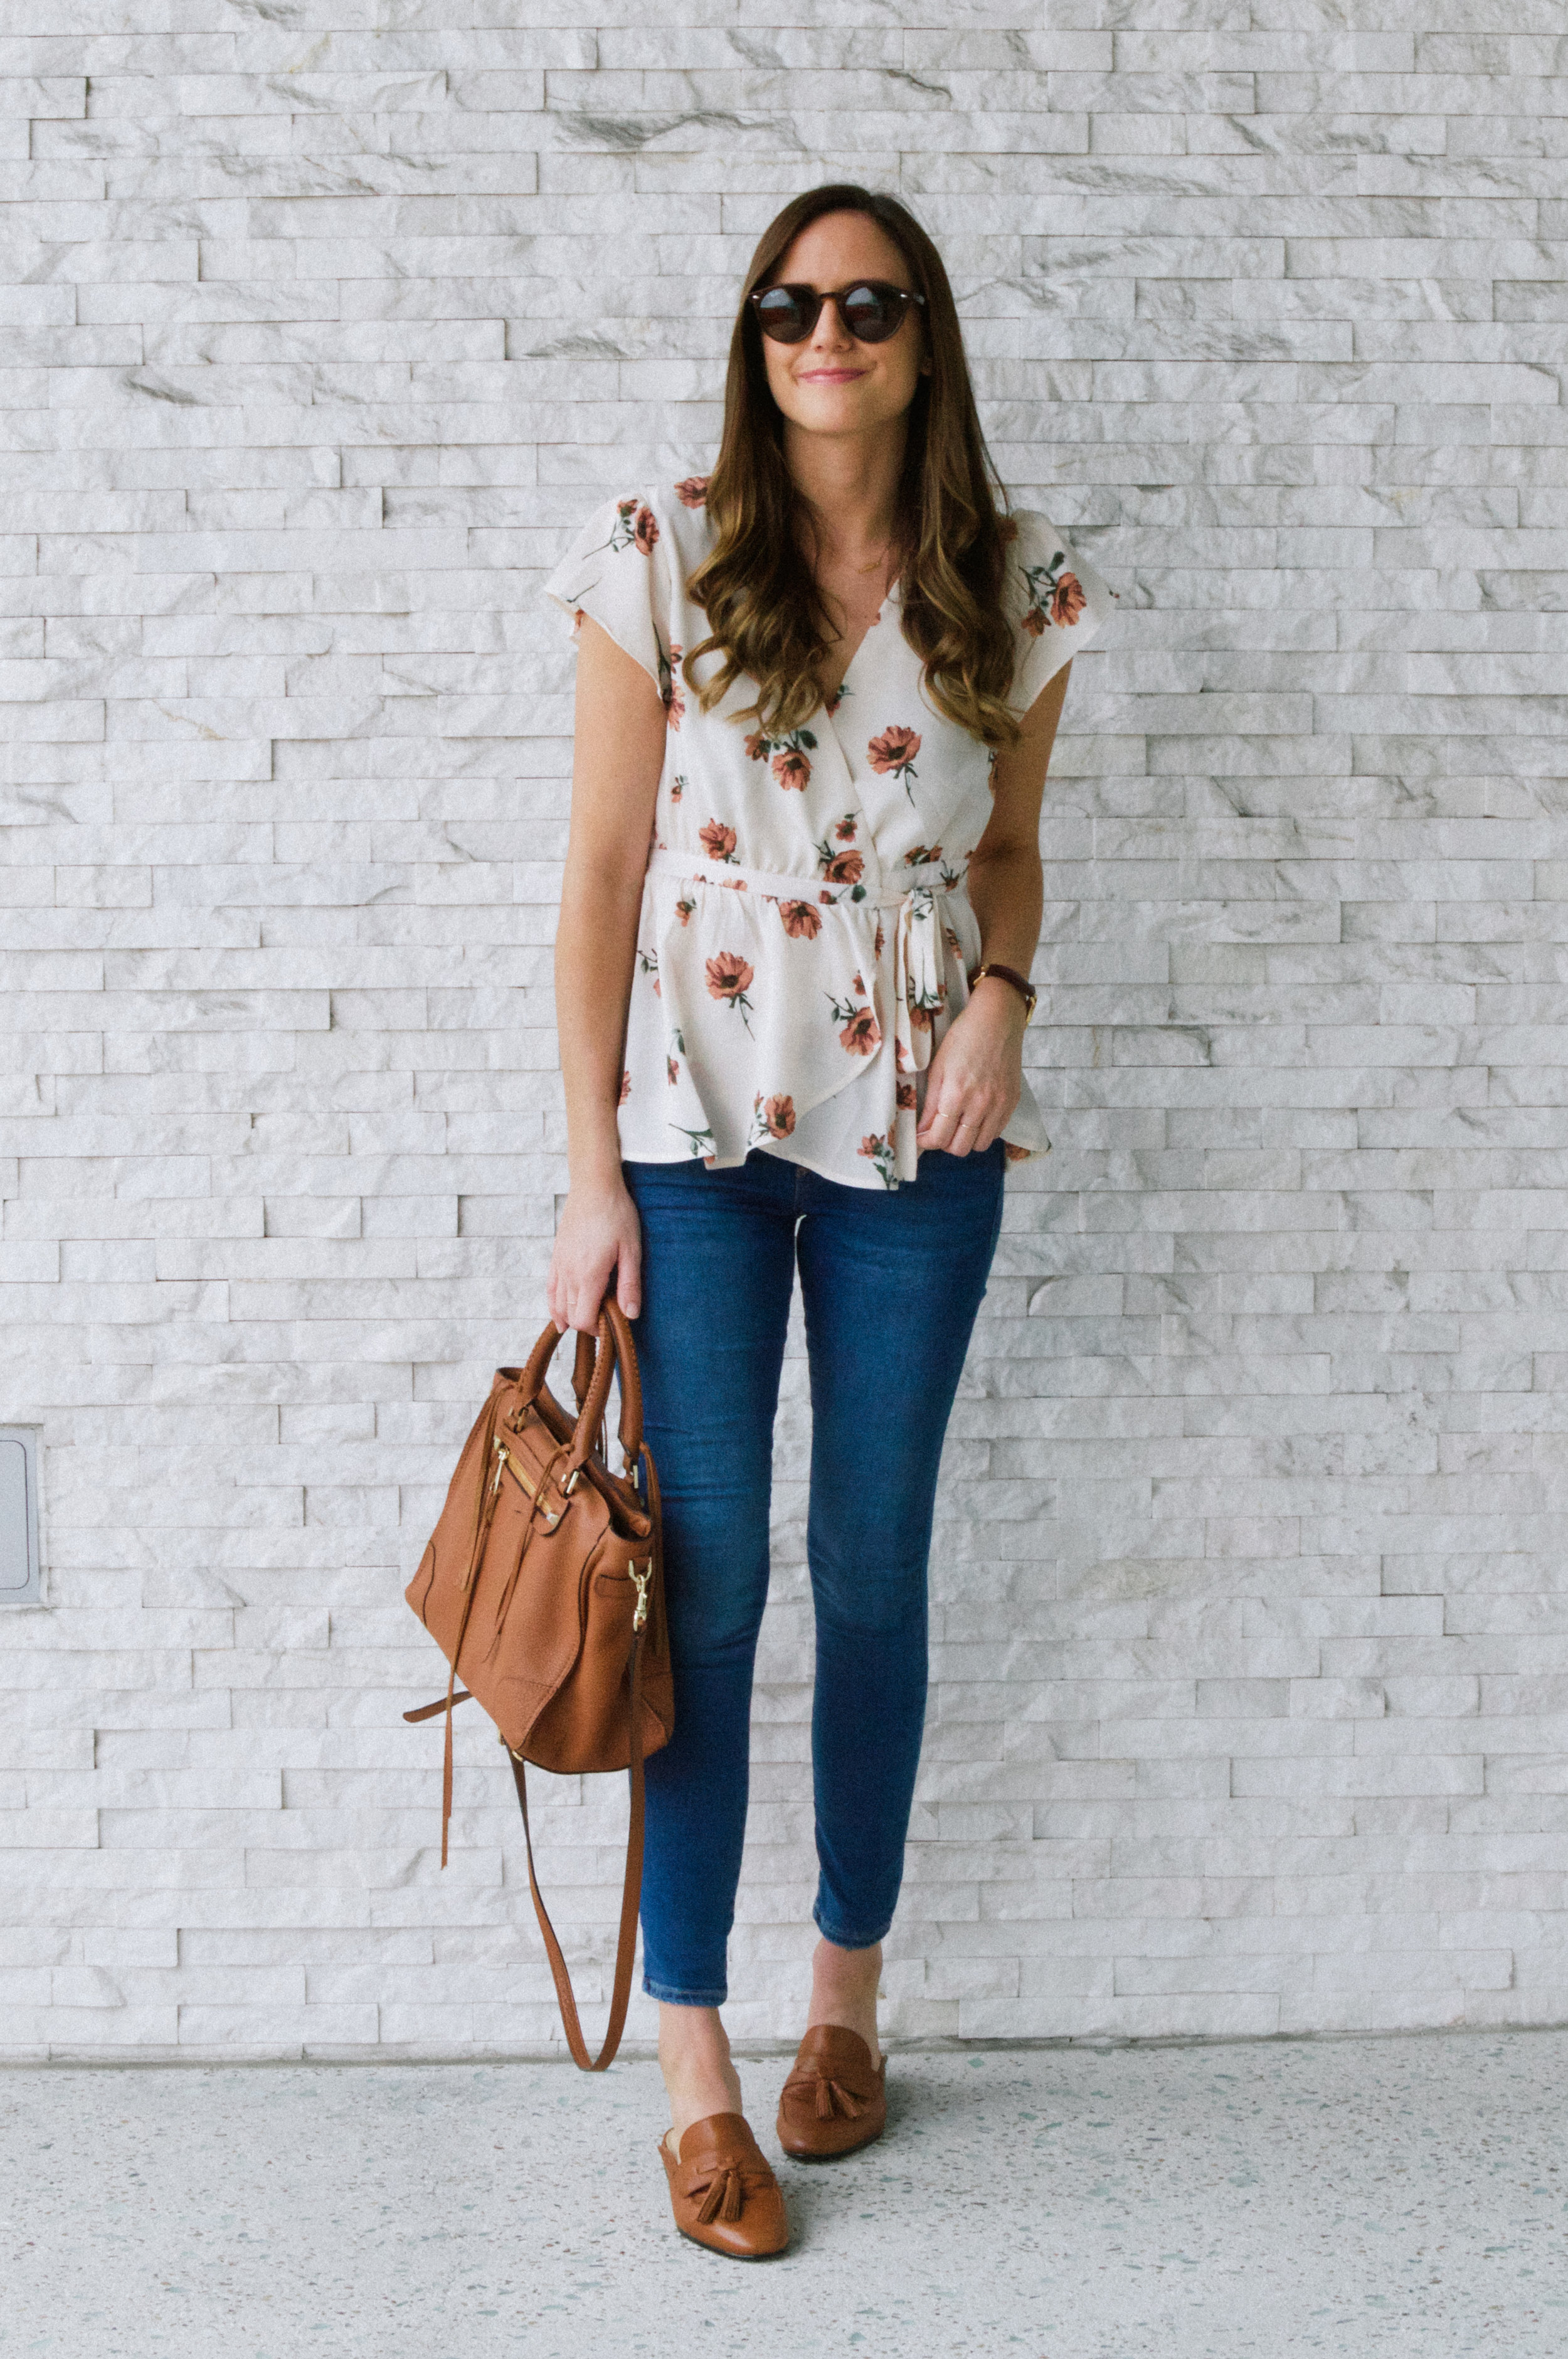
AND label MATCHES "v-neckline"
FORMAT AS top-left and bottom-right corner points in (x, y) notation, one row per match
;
(817, 578), (898, 720)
